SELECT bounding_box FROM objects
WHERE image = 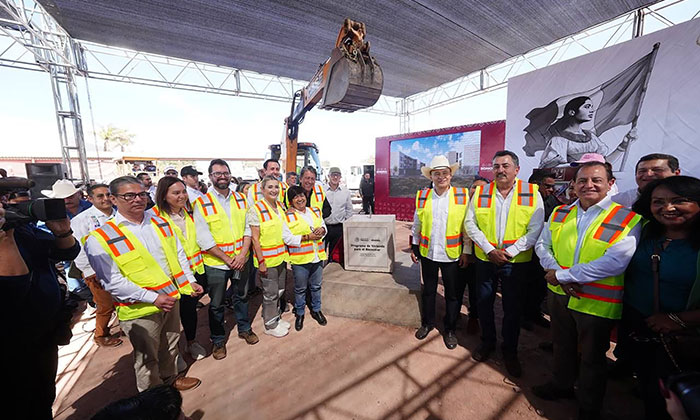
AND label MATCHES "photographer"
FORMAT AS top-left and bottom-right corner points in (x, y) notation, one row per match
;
(0, 201), (80, 419)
